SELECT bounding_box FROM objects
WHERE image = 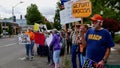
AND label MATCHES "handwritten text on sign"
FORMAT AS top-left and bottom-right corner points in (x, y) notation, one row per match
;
(72, 1), (92, 18)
